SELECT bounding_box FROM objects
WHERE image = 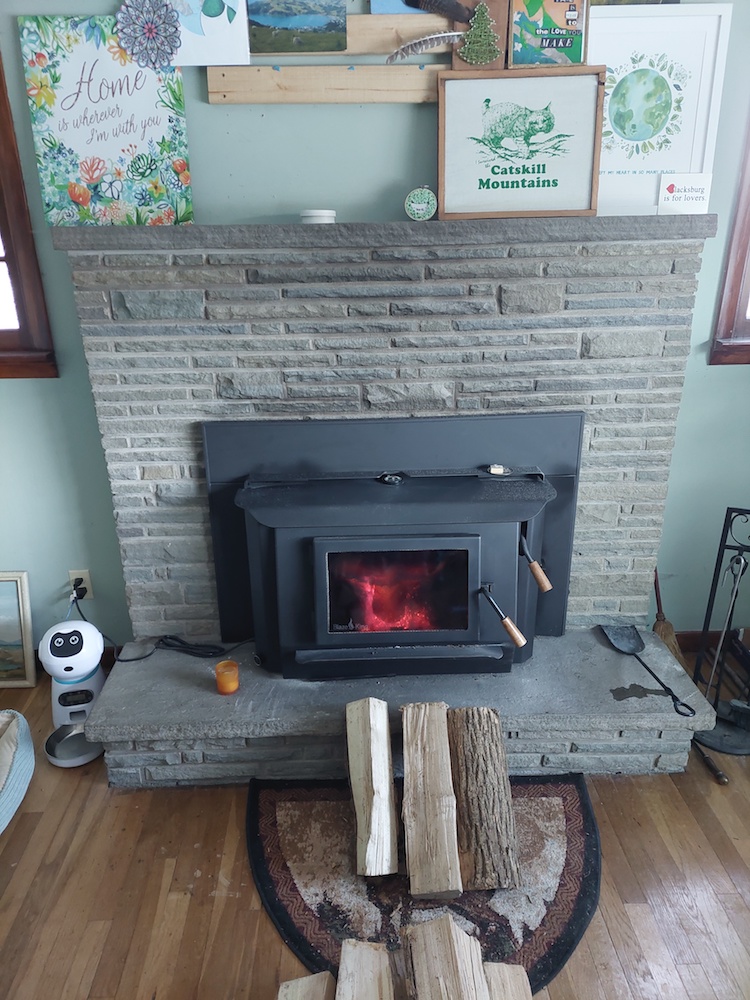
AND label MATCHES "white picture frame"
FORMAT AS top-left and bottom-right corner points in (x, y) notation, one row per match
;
(0, 572), (35, 688)
(438, 67), (605, 220)
(588, 3), (732, 216)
